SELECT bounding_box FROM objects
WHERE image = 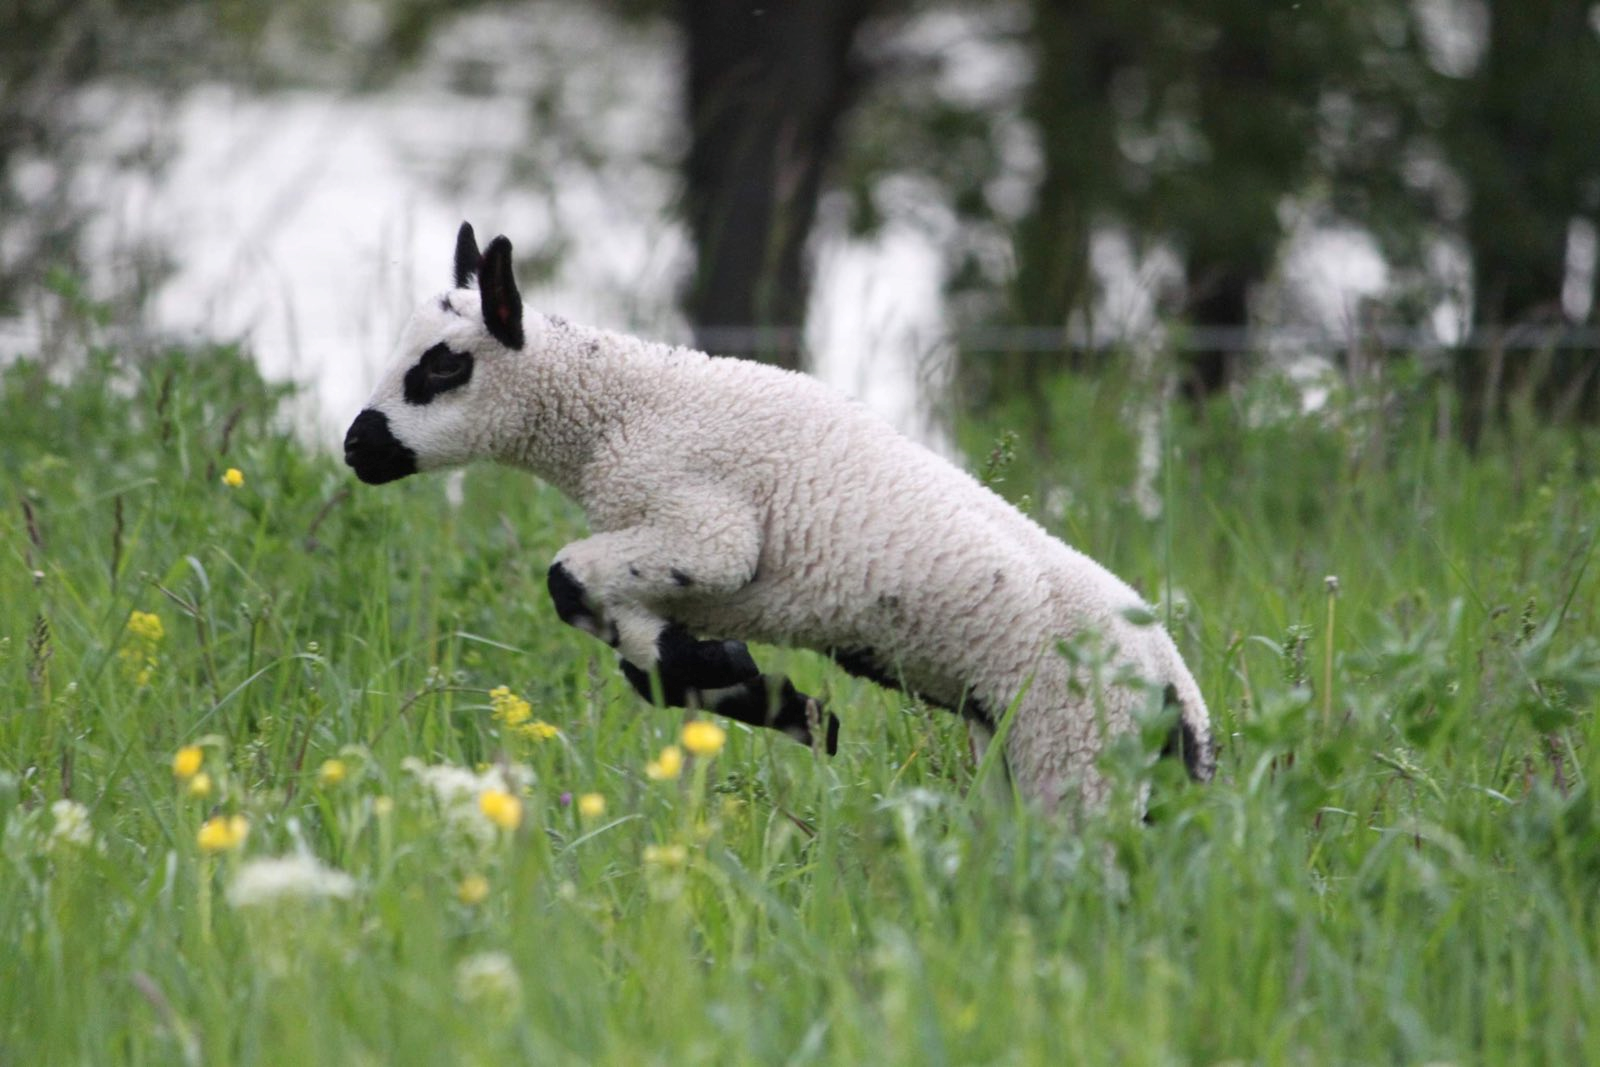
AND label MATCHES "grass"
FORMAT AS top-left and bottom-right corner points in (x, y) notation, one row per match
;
(3, 343), (1599, 1065)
